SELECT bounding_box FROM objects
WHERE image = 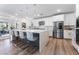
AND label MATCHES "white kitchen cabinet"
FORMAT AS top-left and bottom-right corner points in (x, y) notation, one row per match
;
(45, 26), (53, 36)
(64, 30), (74, 39)
(53, 15), (64, 22)
(64, 13), (76, 25)
(64, 13), (76, 39)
